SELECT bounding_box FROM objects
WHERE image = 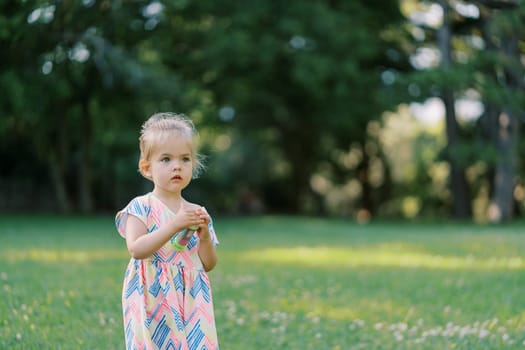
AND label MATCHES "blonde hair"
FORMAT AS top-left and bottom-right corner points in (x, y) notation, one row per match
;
(138, 112), (205, 179)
